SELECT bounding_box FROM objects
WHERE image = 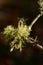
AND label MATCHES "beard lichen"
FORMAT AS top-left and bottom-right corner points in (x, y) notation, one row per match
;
(3, 18), (31, 52)
(38, 0), (43, 14)
(3, 14), (43, 52)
